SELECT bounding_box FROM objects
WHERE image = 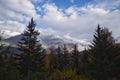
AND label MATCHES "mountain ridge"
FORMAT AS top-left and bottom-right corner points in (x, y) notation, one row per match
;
(1, 34), (90, 52)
